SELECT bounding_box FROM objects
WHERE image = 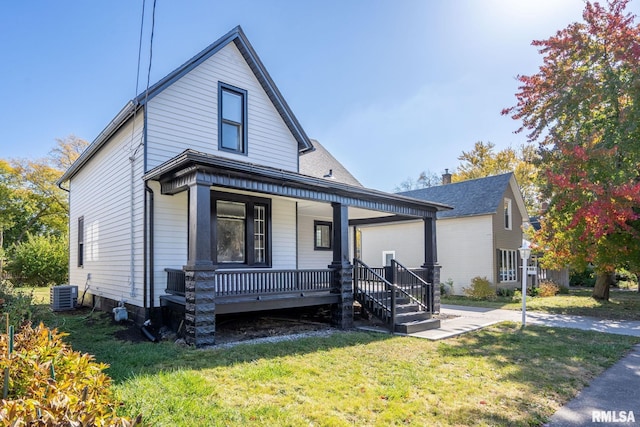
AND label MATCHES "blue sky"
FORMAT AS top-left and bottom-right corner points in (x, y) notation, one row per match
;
(2, 0), (637, 191)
